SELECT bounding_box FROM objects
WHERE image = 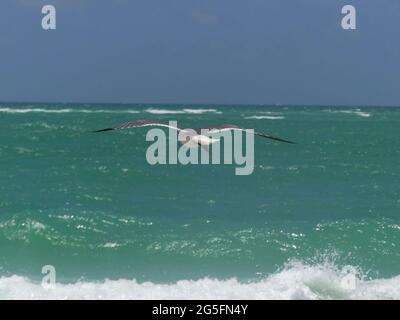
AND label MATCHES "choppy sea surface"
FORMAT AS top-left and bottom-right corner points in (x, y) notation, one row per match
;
(0, 103), (399, 299)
